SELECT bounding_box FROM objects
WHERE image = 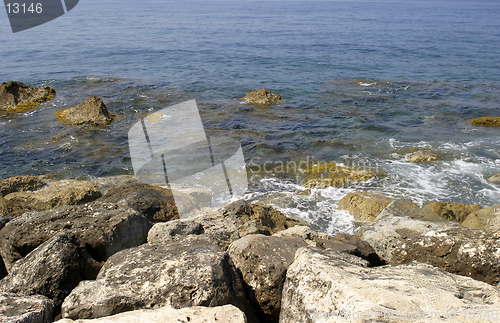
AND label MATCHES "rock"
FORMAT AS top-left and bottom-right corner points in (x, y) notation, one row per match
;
(462, 205), (500, 231)
(0, 202), (151, 272)
(99, 183), (179, 222)
(57, 97), (115, 126)
(0, 175), (49, 197)
(5, 180), (102, 211)
(337, 191), (394, 222)
(61, 236), (255, 321)
(302, 163), (377, 188)
(0, 81), (56, 113)
(241, 88), (281, 105)
(0, 292), (54, 323)
(0, 231), (99, 307)
(357, 199), (461, 262)
(407, 150), (440, 162)
(57, 305), (246, 323)
(221, 200), (305, 236)
(0, 196), (30, 218)
(471, 116), (500, 127)
(487, 173), (500, 184)
(280, 247), (500, 323)
(423, 201), (482, 223)
(148, 214), (240, 250)
(386, 227), (500, 285)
